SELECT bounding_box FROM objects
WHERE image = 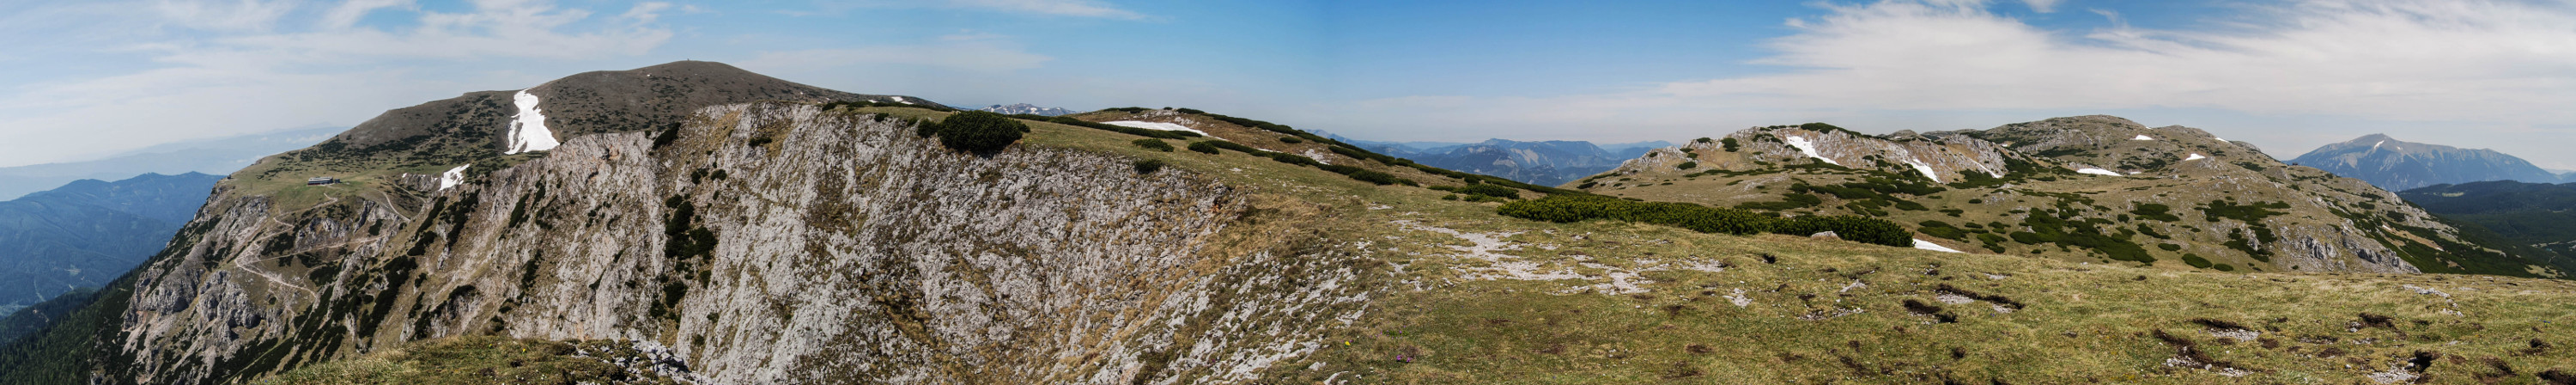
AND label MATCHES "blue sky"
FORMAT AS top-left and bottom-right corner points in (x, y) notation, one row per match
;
(3, 0), (2575, 169)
